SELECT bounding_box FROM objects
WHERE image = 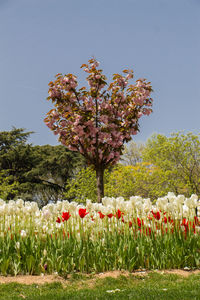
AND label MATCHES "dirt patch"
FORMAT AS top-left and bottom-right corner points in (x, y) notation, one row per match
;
(159, 269), (200, 277)
(0, 275), (65, 285)
(95, 270), (130, 279)
(0, 269), (200, 285)
(93, 269), (200, 279)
